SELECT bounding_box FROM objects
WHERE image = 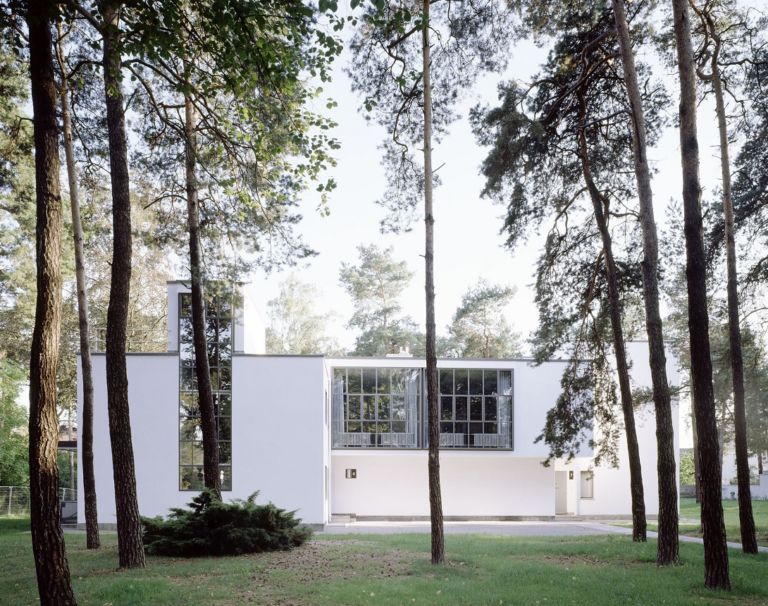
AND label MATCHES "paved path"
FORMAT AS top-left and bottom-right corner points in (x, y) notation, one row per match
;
(321, 520), (768, 553)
